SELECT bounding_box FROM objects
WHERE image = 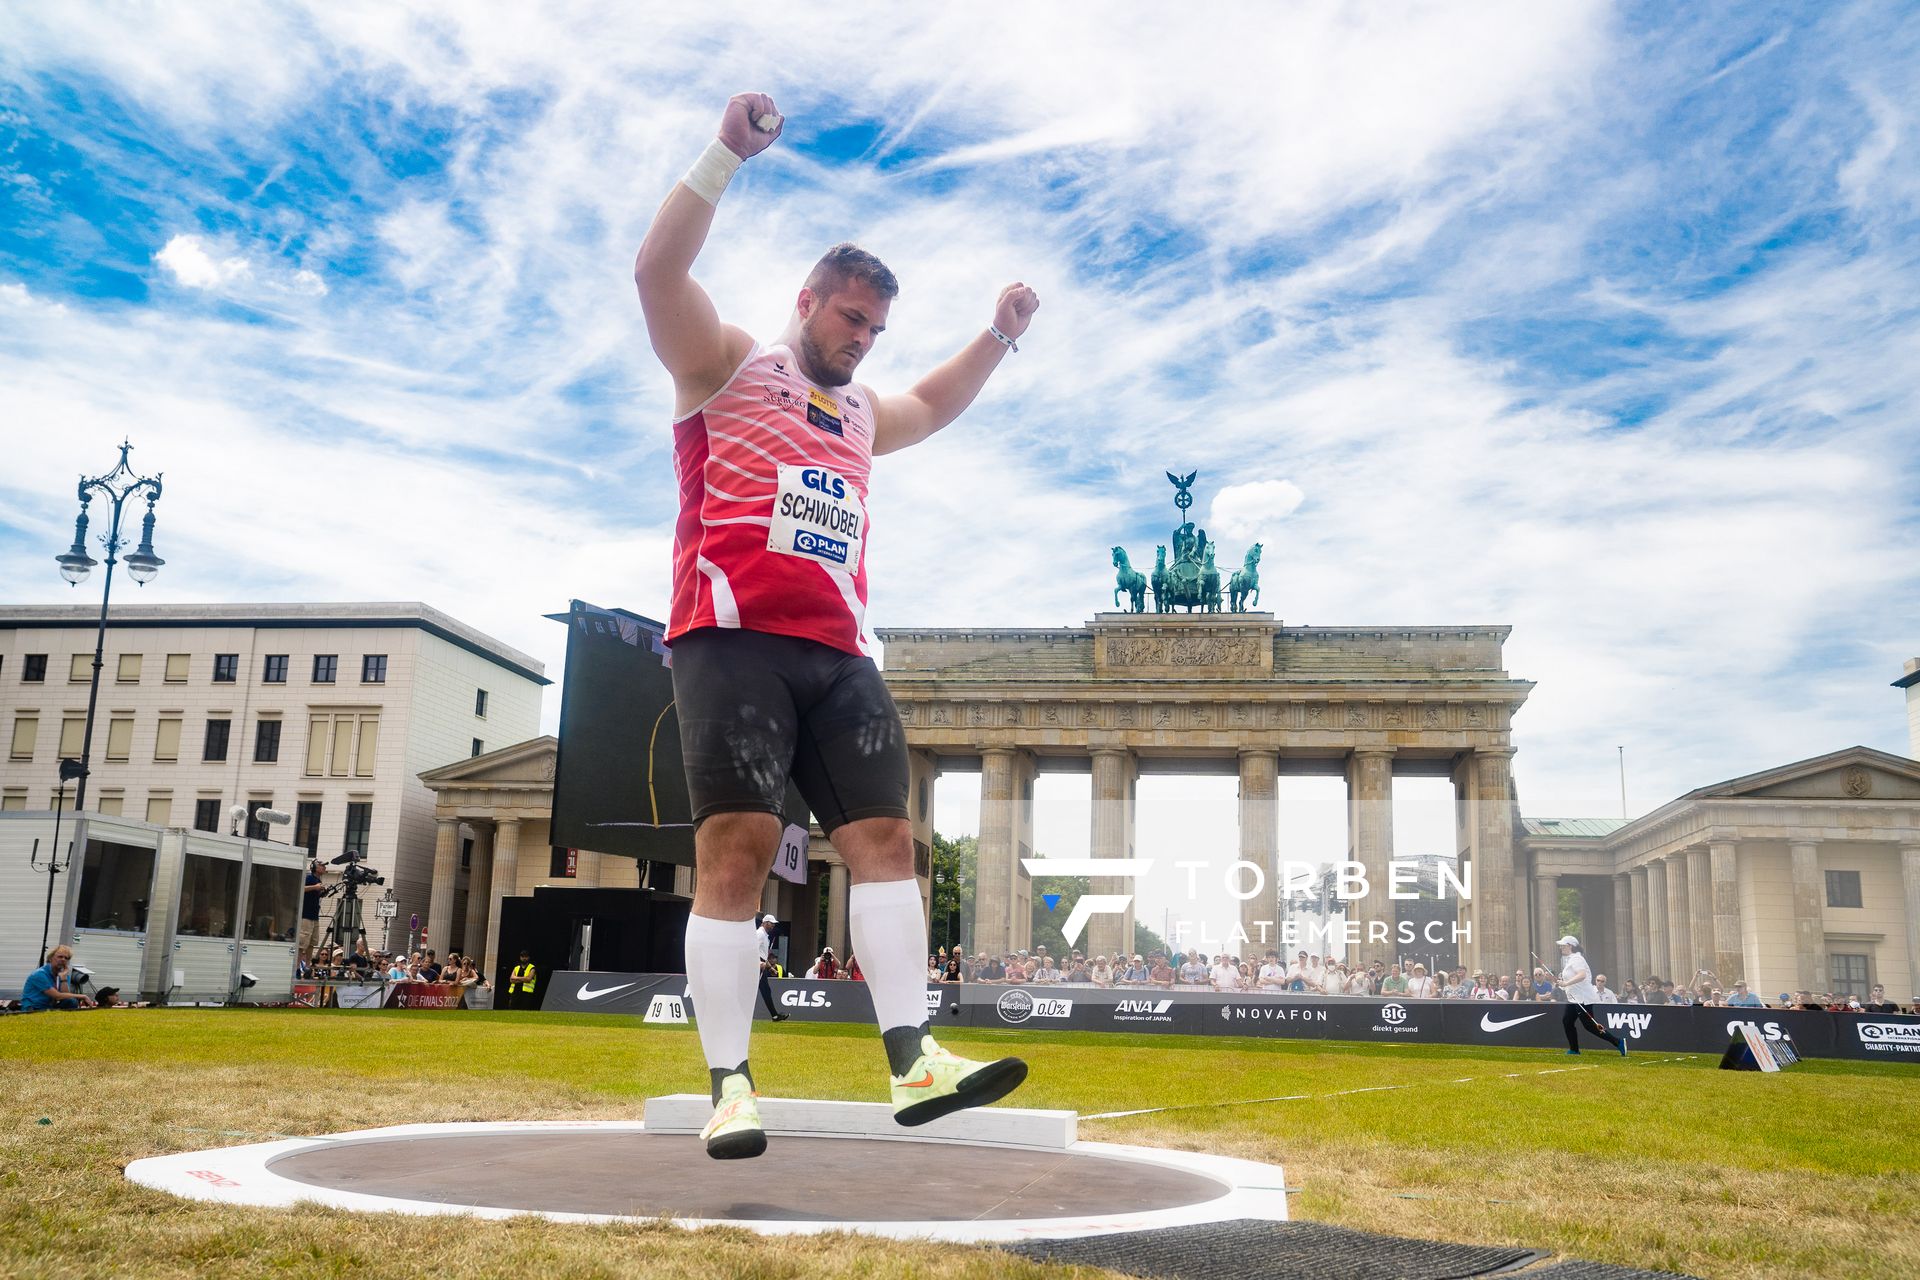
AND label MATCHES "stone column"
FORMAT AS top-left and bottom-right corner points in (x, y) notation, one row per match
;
(426, 818), (461, 954)
(461, 824), (493, 960)
(1646, 858), (1670, 981)
(1347, 747), (1396, 970)
(1789, 840), (1826, 994)
(1629, 866), (1650, 981)
(1088, 747), (1133, 962)
(826, 861), (851, 957)
(482, 817), (520, 984)
(1686, 847), (1714, 981)
(1610, 874), (1632, 989)
(1238, 749), (1280, 952)
(974, 749), (1017, 957)
(1534, 872), (1559, 967)
(1467, 749), (1517, 977)
(1666, 853), (1692, 989)
(1709, 841), (1743, 984)
(1901, 845), (1920, 1005)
